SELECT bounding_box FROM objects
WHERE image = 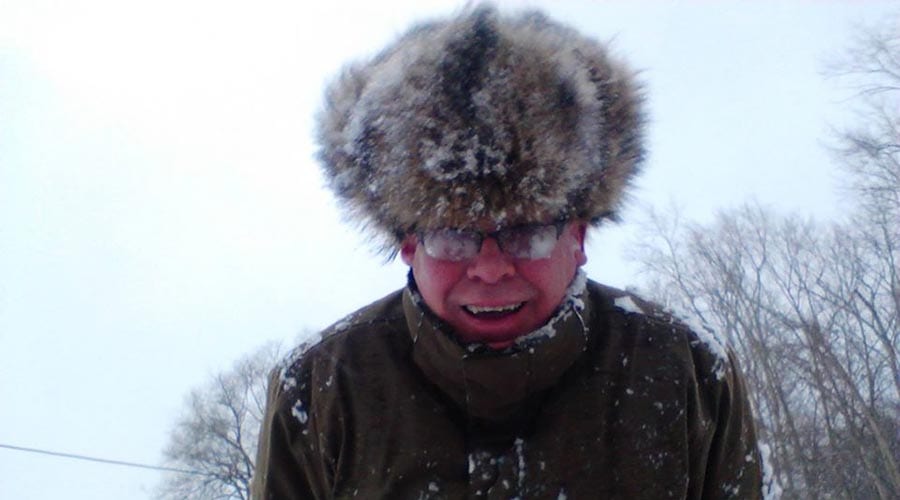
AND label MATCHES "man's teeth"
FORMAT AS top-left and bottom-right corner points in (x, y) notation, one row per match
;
(464, 303), (523, 314)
